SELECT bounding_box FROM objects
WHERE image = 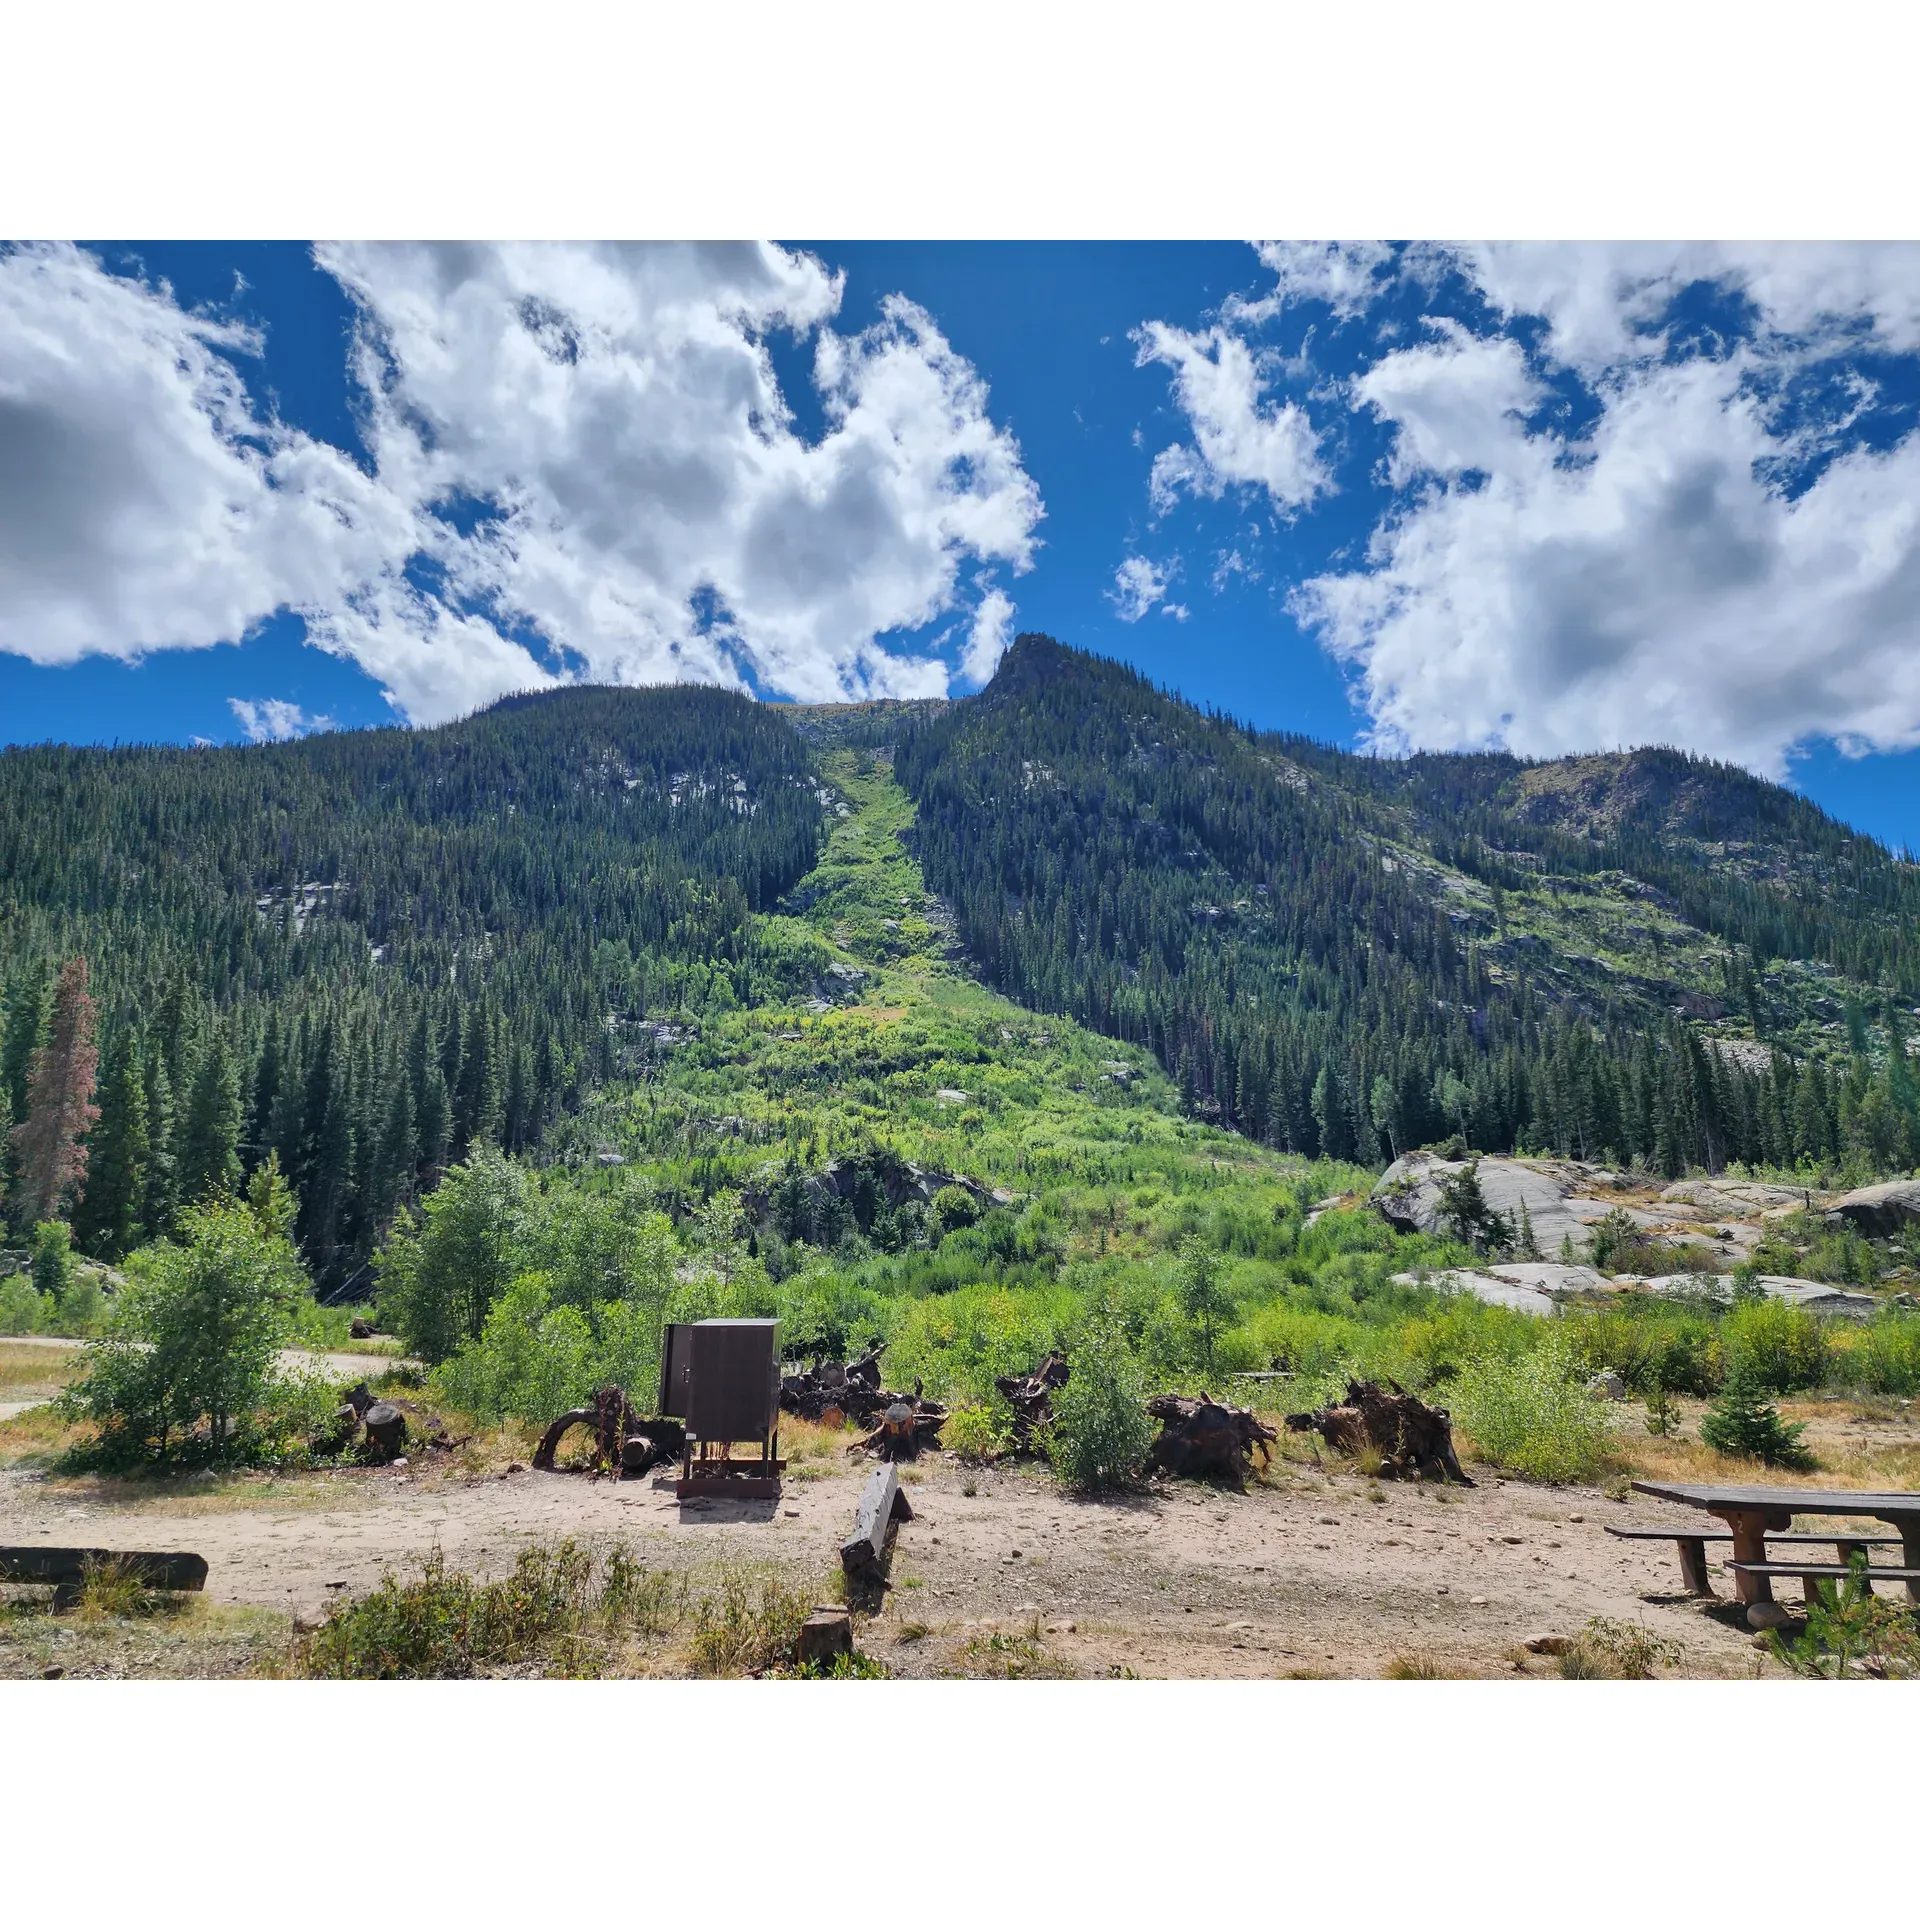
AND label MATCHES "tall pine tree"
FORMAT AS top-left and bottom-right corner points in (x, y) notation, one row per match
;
(71, 1027), (147, 1258)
